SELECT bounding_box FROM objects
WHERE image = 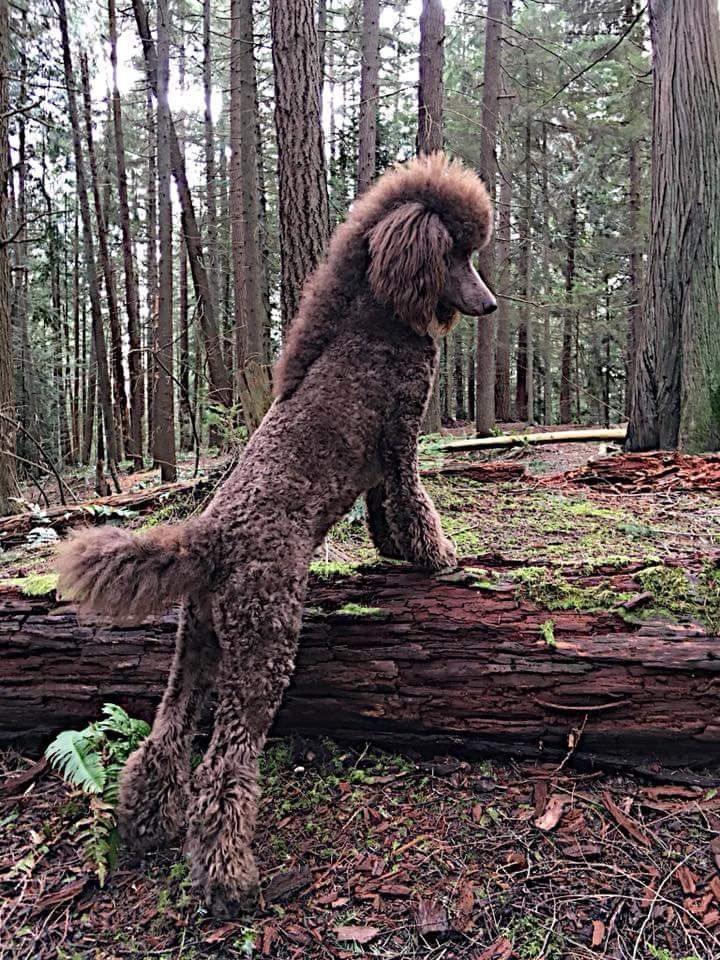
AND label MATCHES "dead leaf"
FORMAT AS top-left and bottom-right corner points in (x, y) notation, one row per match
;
(477, 937), (513, 960)
(30, 877), (88, 916)
(603, 791), (653, 848)
(591, 919), (605, 948)
(454, 880), (475, 933)
(534, 794), (569, 831)
(335, 925), (381, 944)
(264, 866), (312, 904)
(203, 923), (243, 944)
